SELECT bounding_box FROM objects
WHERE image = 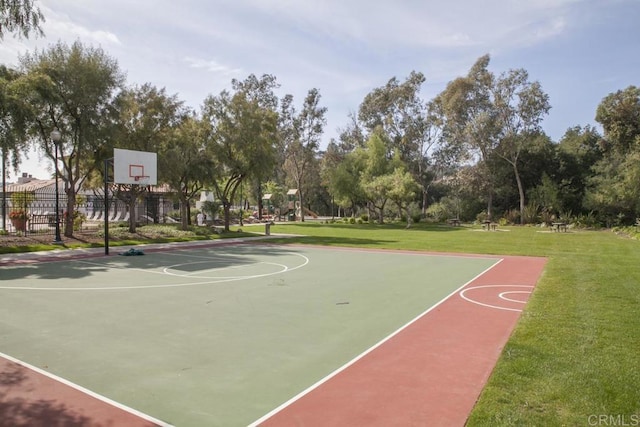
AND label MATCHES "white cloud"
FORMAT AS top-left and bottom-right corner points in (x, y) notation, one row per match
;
(234, 0), (580, 50)
(40, 5), (121, 46)
(183, 56), (243, 76)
